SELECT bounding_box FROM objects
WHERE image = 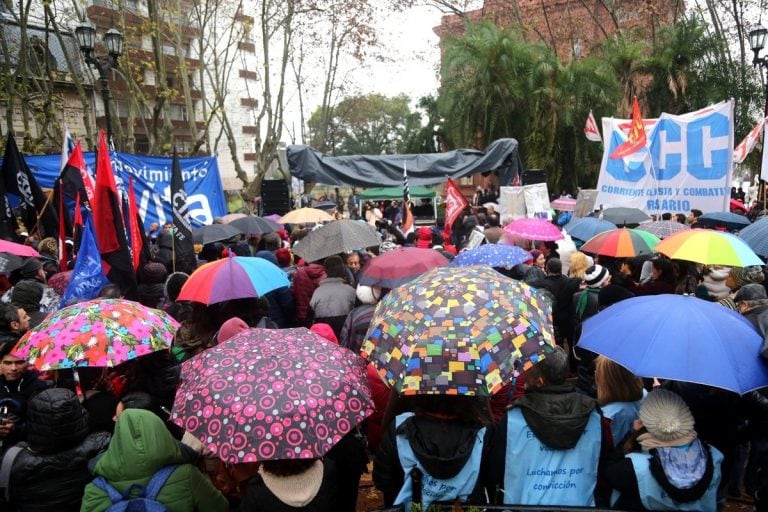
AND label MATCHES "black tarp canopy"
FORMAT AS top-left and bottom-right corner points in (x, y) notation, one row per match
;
(286, 138), (522, 188)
